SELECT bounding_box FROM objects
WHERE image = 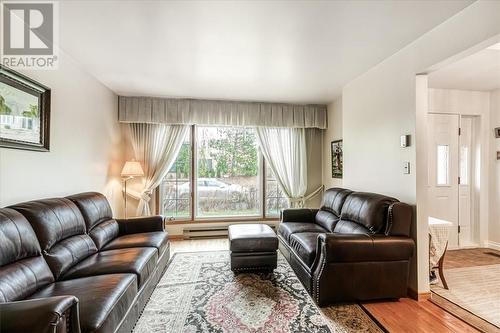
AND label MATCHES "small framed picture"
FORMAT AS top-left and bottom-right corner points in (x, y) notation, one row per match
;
(497, 151), (500, 160)
(331, 139), (343, 178)
(495, 127), (500, 138)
